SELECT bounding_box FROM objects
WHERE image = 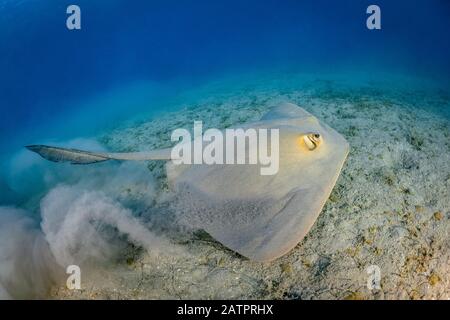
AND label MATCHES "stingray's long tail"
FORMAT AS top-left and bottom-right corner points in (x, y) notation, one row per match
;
(26, 145), (172, 164)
